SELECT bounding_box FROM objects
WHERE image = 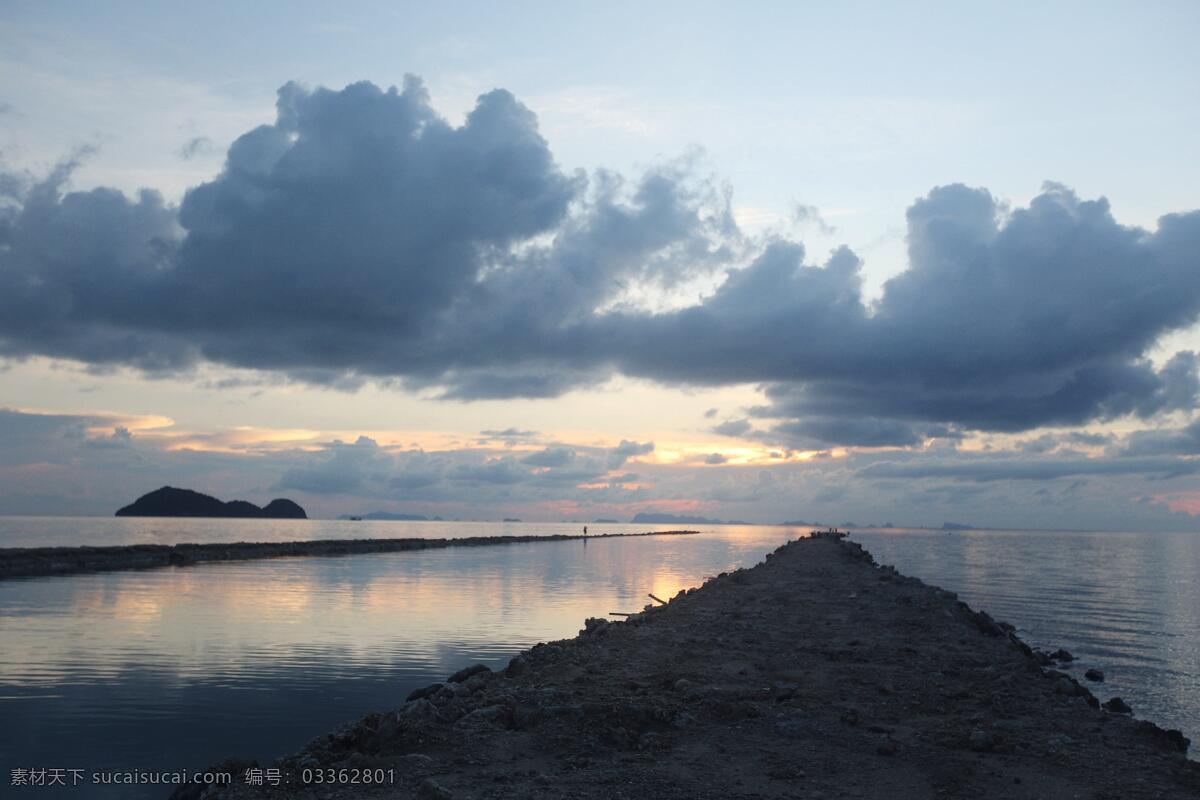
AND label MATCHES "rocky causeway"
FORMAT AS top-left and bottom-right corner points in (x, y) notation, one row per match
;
(0, 530), (697, 580)
(169, 533), (1198, 799)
